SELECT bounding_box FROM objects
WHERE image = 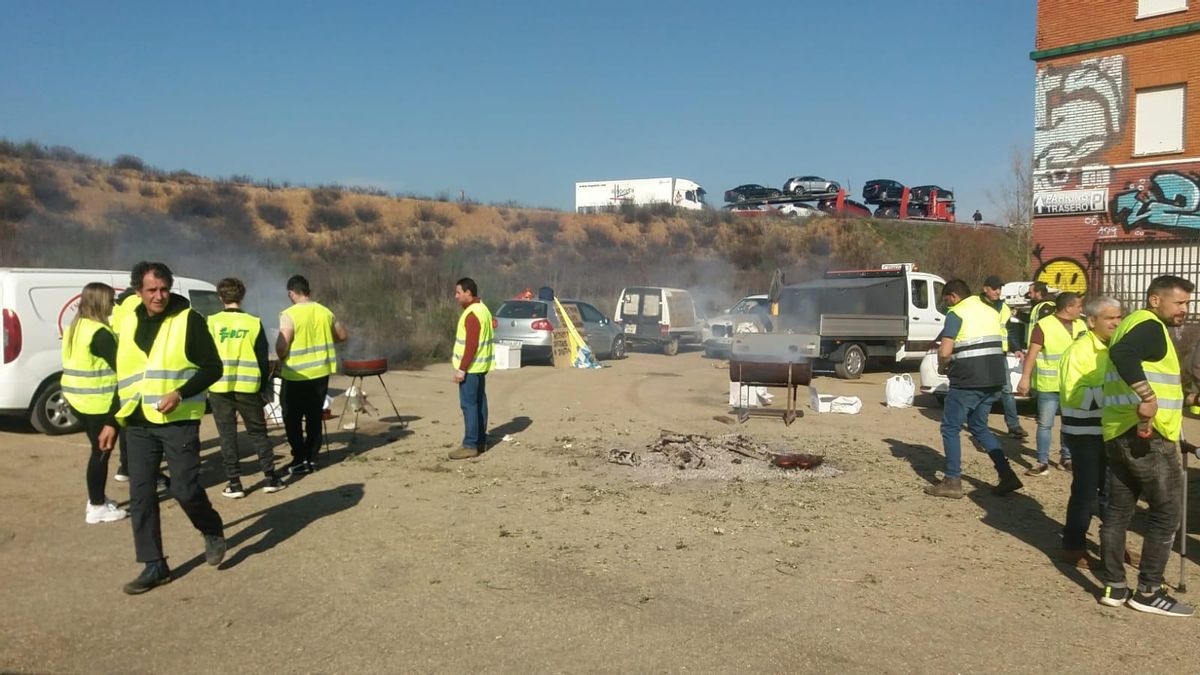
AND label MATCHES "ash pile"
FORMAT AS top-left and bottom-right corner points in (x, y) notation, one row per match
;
(608, 431), (842, 484)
